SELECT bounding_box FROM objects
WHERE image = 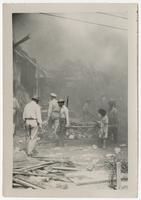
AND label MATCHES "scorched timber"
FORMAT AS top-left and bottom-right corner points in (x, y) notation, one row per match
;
(52, 166), (78, 171)
(16, 161), (55, 172)
(13, 177), (46, 189)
